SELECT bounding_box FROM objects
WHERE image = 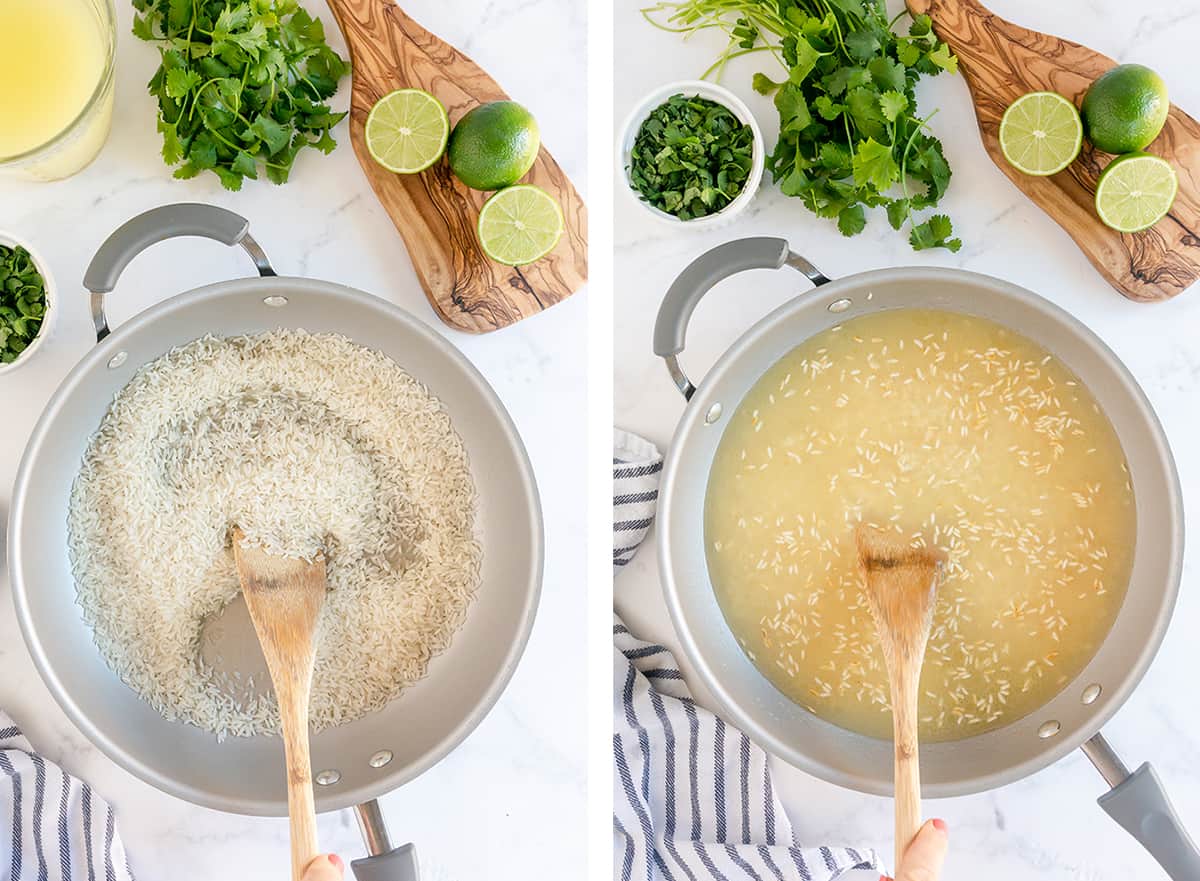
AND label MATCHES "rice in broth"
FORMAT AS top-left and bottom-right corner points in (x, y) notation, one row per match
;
(705, 309), (1135, 741)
